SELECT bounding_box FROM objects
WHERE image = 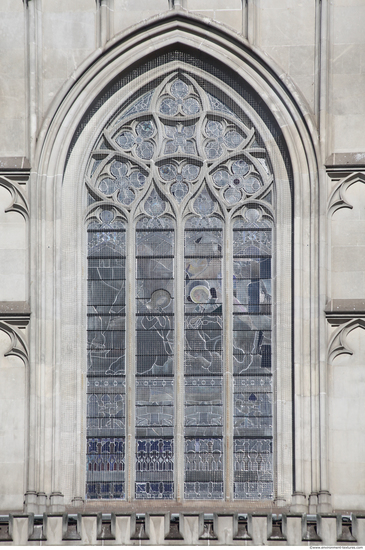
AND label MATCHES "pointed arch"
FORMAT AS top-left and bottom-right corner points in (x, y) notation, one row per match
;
(28, 12), (325, 511)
